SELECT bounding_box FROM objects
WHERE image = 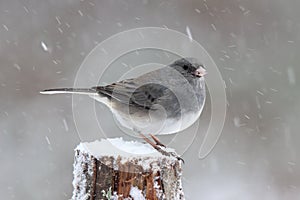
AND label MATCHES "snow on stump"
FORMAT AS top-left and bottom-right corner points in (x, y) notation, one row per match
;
(72, 138), (184, 200)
